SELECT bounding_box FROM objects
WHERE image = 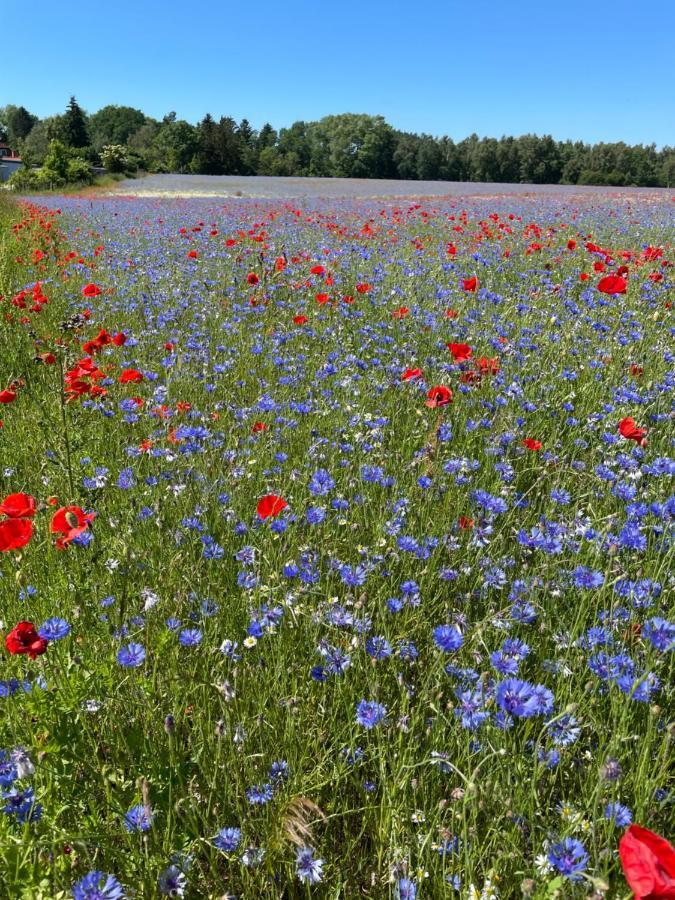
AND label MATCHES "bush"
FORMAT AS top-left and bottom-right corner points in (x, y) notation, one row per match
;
(101, 144), (130, 174)
(65, 157), (93, 184)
